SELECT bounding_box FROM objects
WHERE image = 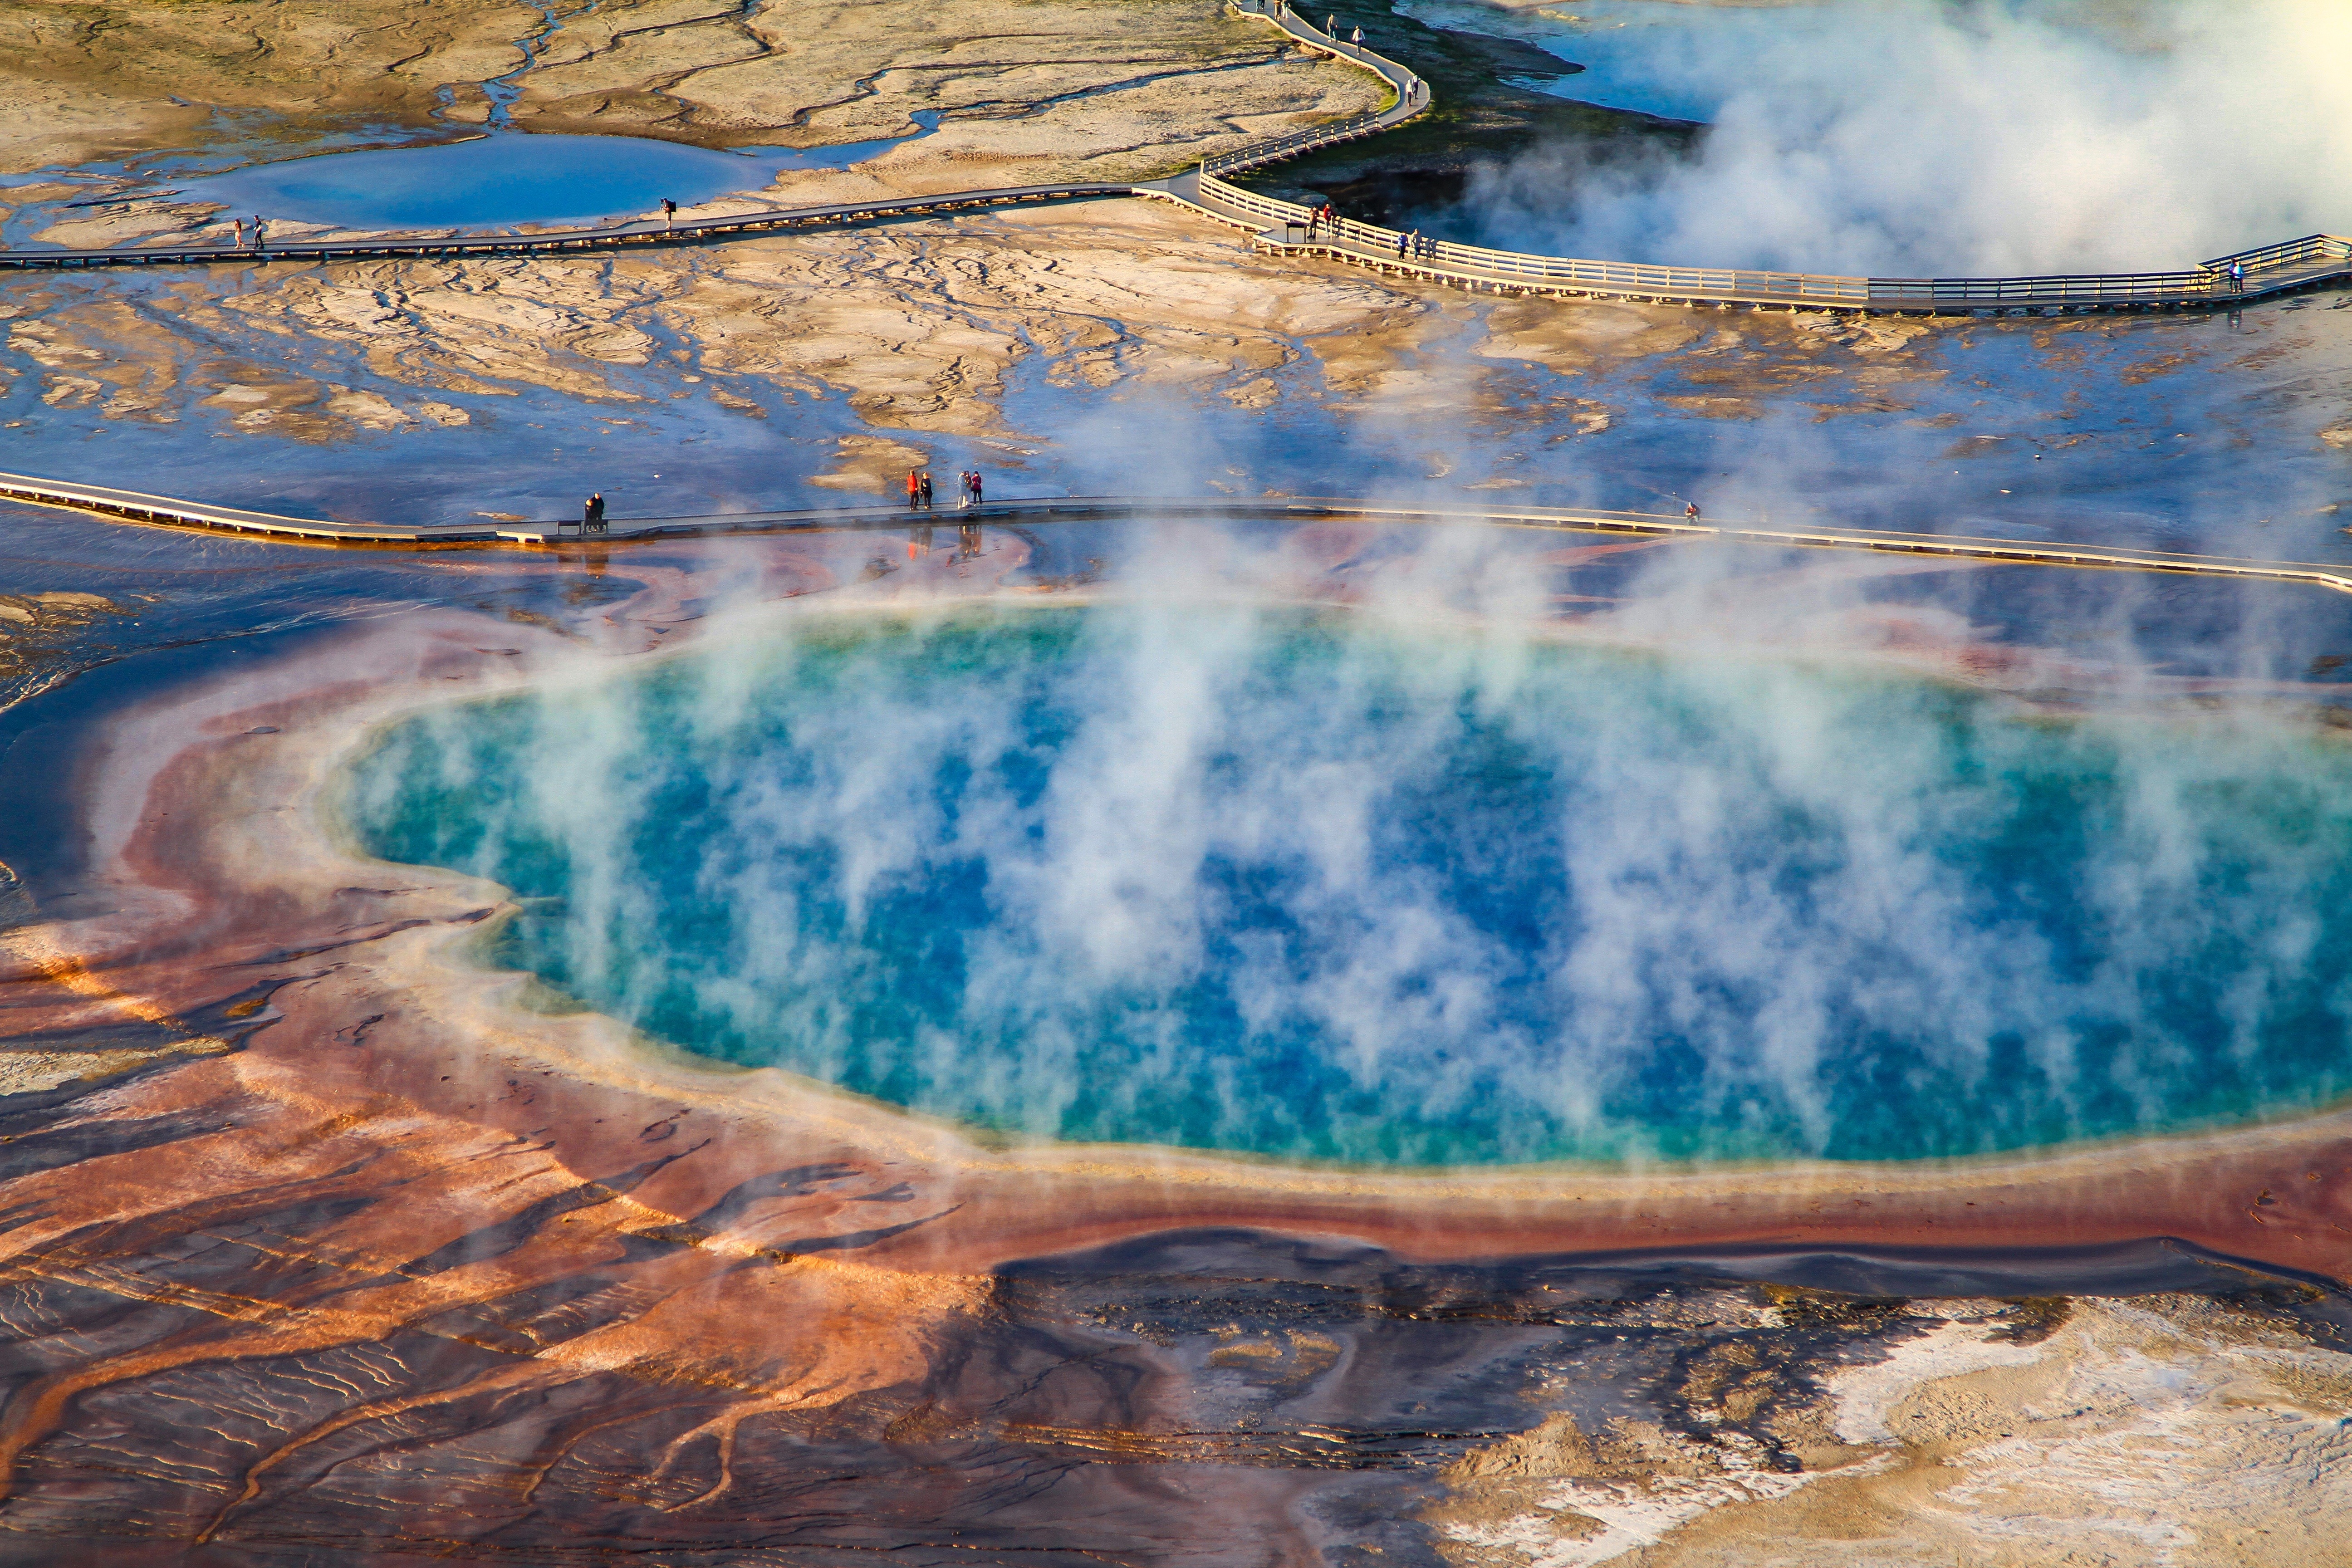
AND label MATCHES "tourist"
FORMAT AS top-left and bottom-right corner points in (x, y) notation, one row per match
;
(662, 198), (677, 232)
(1352, 25), (1363, 44)
(908, 469), (922, 509)
(920, 471), (934, 509)
(1326, 14), (1335, 33)
(970, 470), (984, 505)
(1685, 501), (1700, 520)
(2231, 260), (2245, 293)
(1396, 230), (1408, 259)
(584, 492), (605, 533)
